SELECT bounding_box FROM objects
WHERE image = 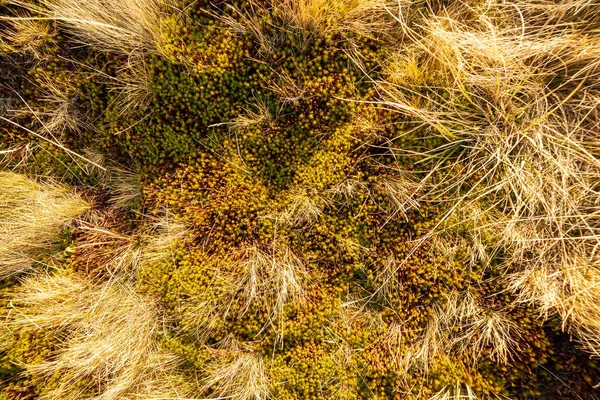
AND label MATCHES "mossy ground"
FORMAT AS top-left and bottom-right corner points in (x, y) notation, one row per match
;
(1, 1), (599, 399)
